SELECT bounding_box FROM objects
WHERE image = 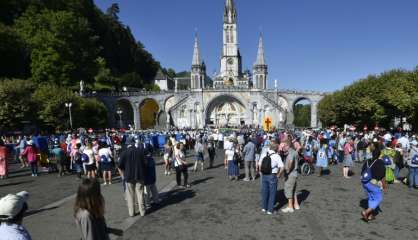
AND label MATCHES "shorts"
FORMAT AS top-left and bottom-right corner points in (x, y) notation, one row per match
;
(101, 162), (113, 171)
(284, 175), (297, 199)
(85, 164), (96, 172)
